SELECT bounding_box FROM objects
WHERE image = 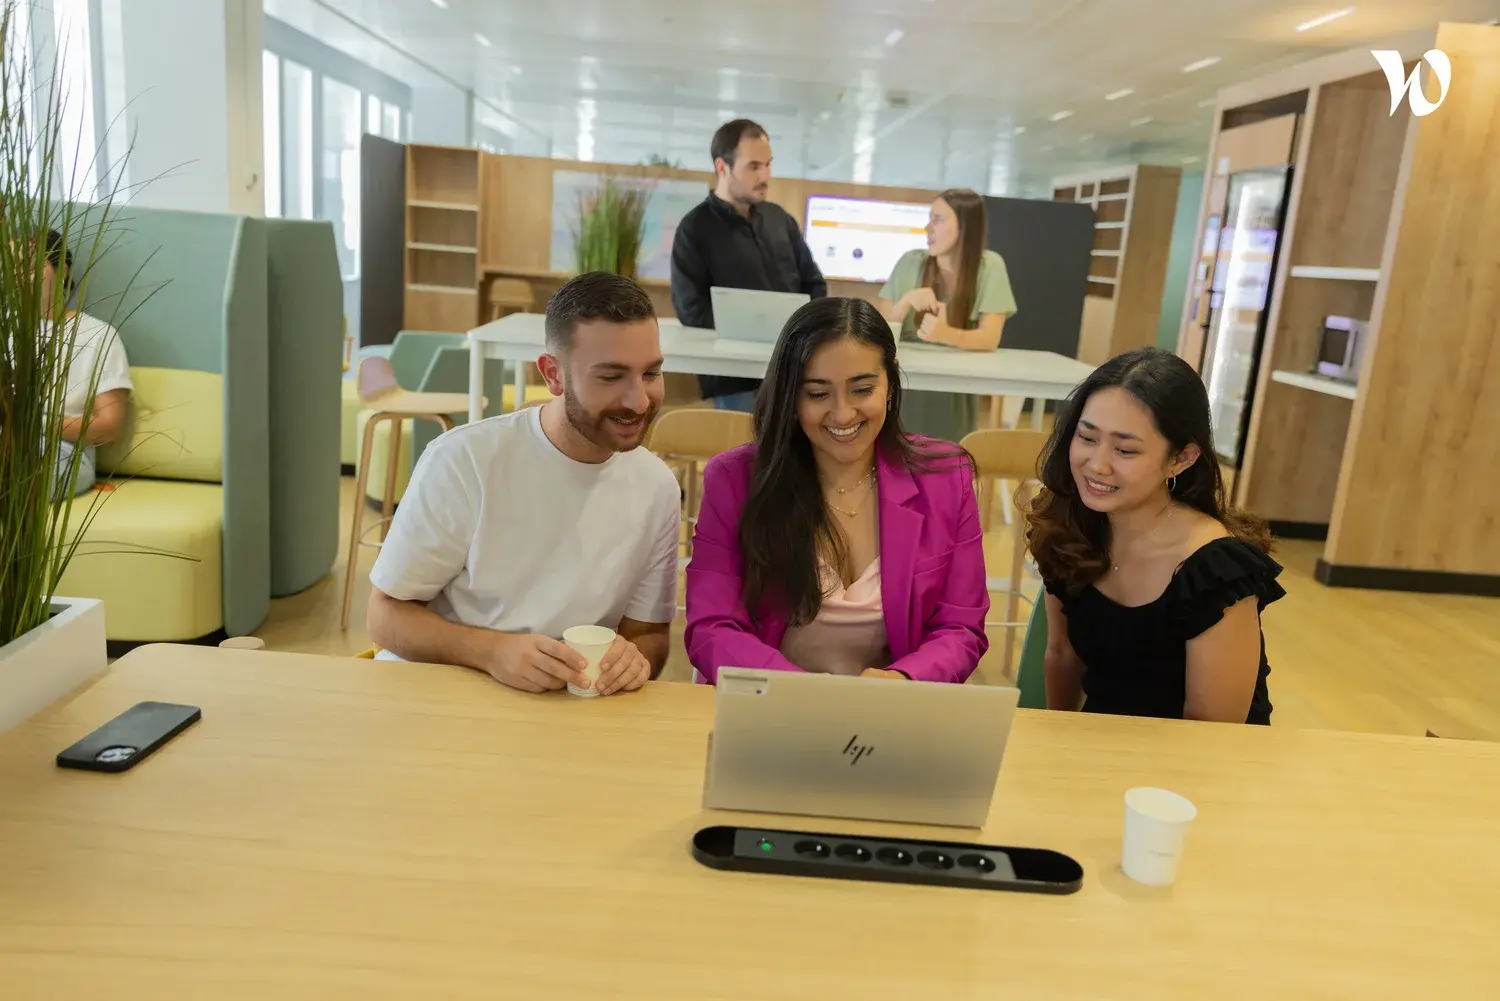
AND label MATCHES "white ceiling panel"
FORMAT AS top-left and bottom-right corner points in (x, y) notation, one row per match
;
(279, 0), (1500, 193)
